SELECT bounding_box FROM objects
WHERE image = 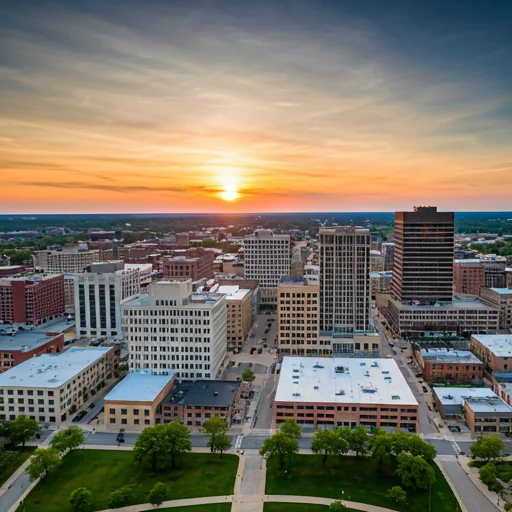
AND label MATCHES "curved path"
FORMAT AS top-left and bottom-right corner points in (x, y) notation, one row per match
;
(93, 495), (398, 512)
